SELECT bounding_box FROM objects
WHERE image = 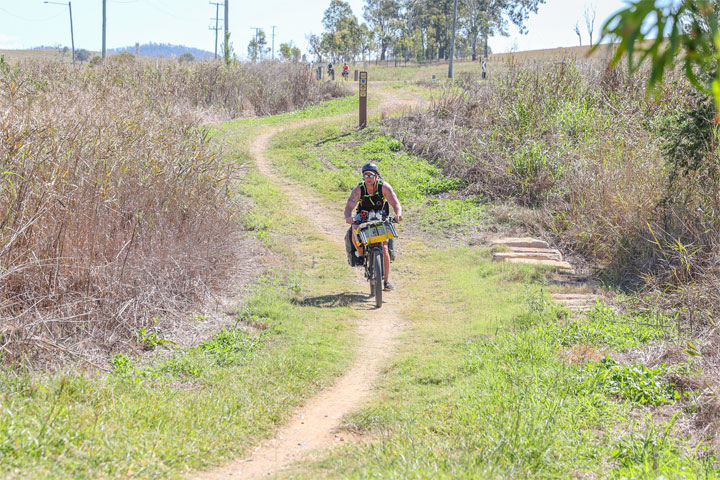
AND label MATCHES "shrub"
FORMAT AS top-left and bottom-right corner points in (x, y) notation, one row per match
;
(0, 59), (348, 366)
(585, 357), (677, 406)
(385, 58), (720, 329)
(178, 52), (195, 63)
